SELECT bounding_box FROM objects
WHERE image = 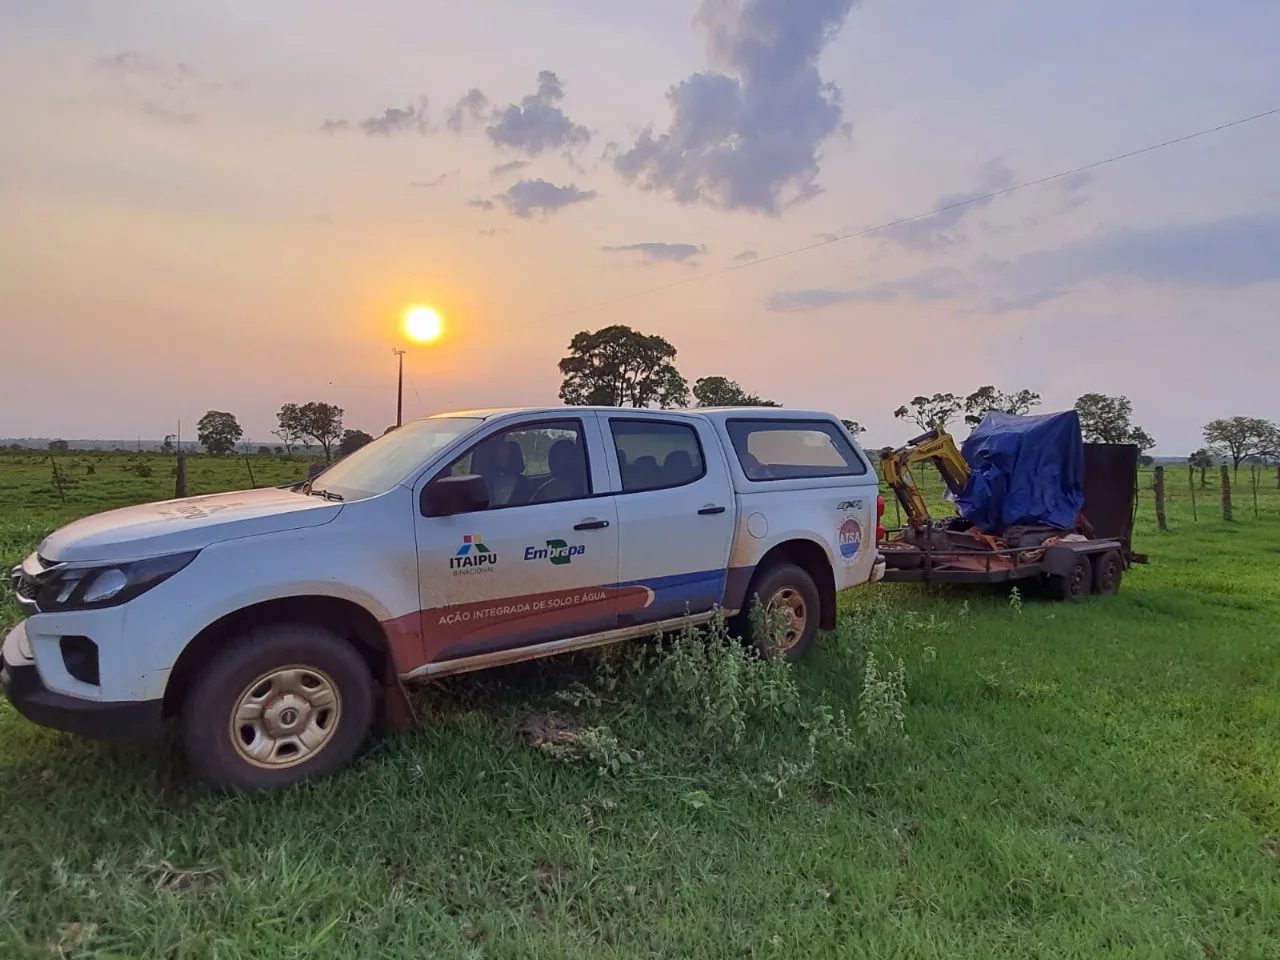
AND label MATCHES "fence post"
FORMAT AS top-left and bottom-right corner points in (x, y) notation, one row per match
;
(1251, 464), (1259, 519)
(1188, 466), (1197, 522)
(174, 452), (187, 498)
(49, 455), (66, 504)
(1220, 465), (1232, 521)
(1153, 465), (1167, 531)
